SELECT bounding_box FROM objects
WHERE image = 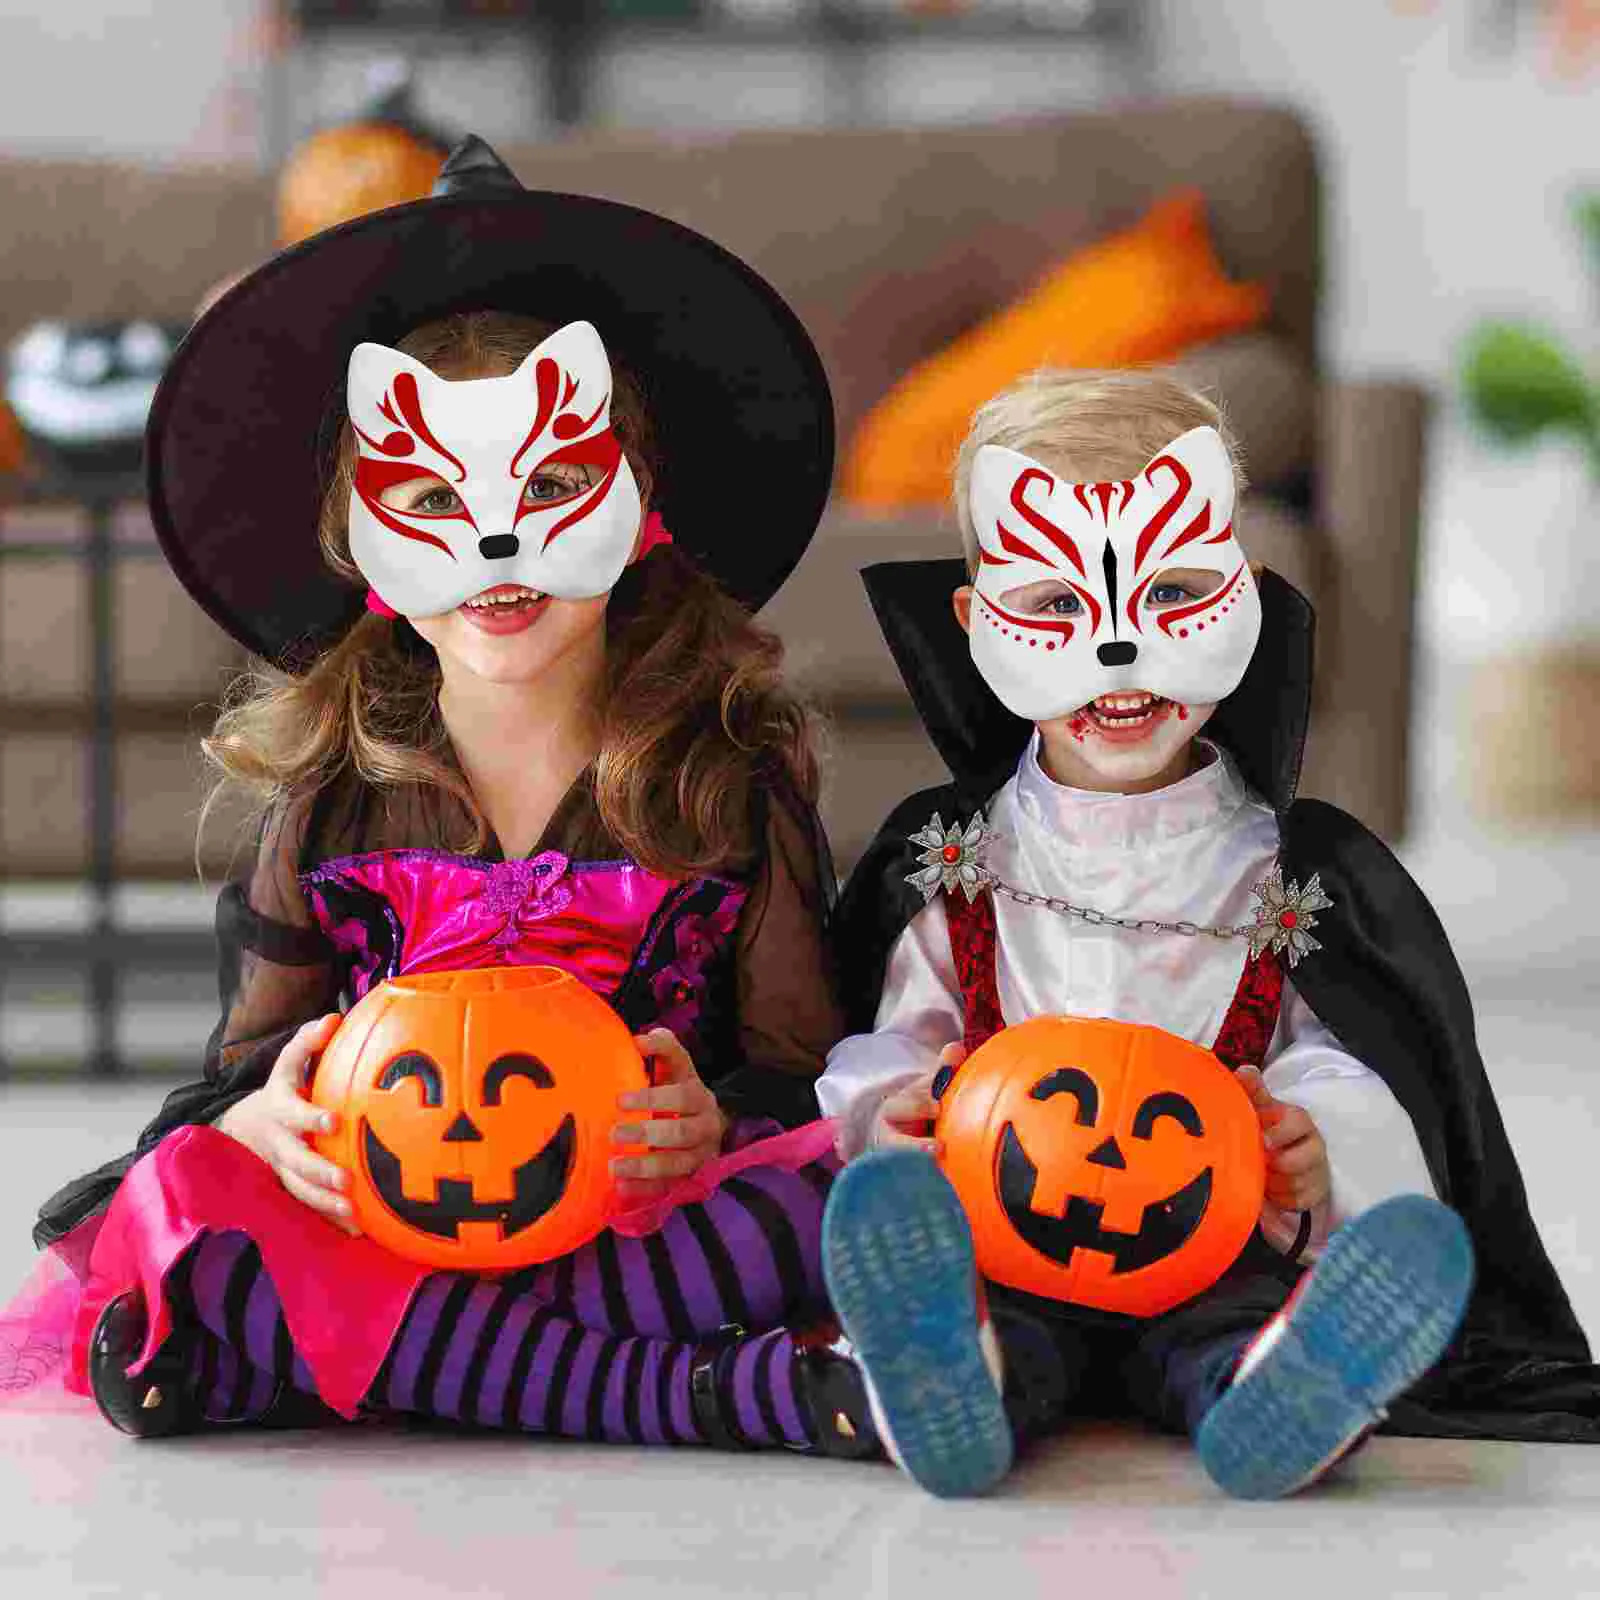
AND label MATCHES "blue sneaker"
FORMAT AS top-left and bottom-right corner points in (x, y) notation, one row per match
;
(821, 1150), (1013, 1498)
(1196, 1194), (1474, 1499)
